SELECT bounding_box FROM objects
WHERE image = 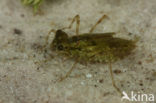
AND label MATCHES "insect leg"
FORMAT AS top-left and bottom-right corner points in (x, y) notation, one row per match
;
(89, 15), (108, 33)
(43, 29), (56, 49)
(58, 60), (78, 82)
(62, 15), (80, 36)
(108, 61), (122, 96)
